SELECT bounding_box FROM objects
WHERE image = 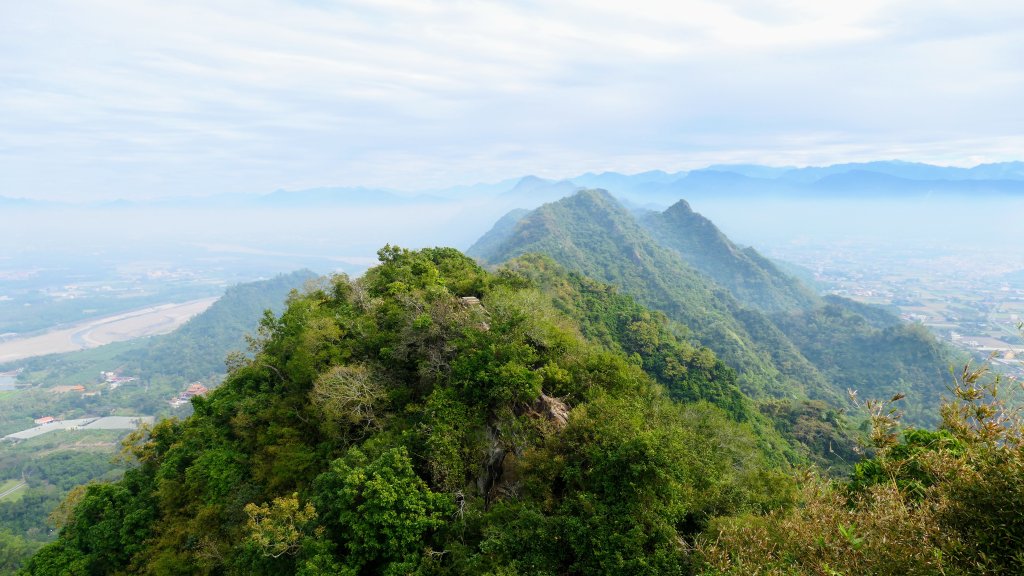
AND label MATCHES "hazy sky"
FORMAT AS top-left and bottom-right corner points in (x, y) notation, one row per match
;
(2, 0), (1023, 201)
